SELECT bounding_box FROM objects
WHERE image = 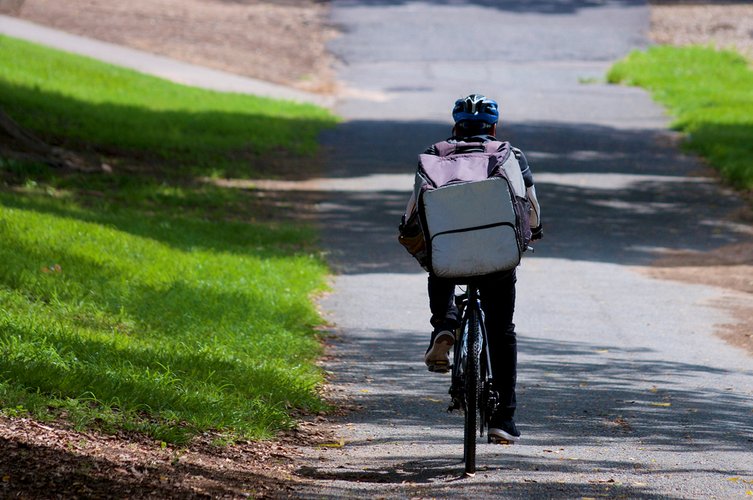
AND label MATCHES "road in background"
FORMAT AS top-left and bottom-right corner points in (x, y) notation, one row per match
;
(295, 0), (753, 497)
